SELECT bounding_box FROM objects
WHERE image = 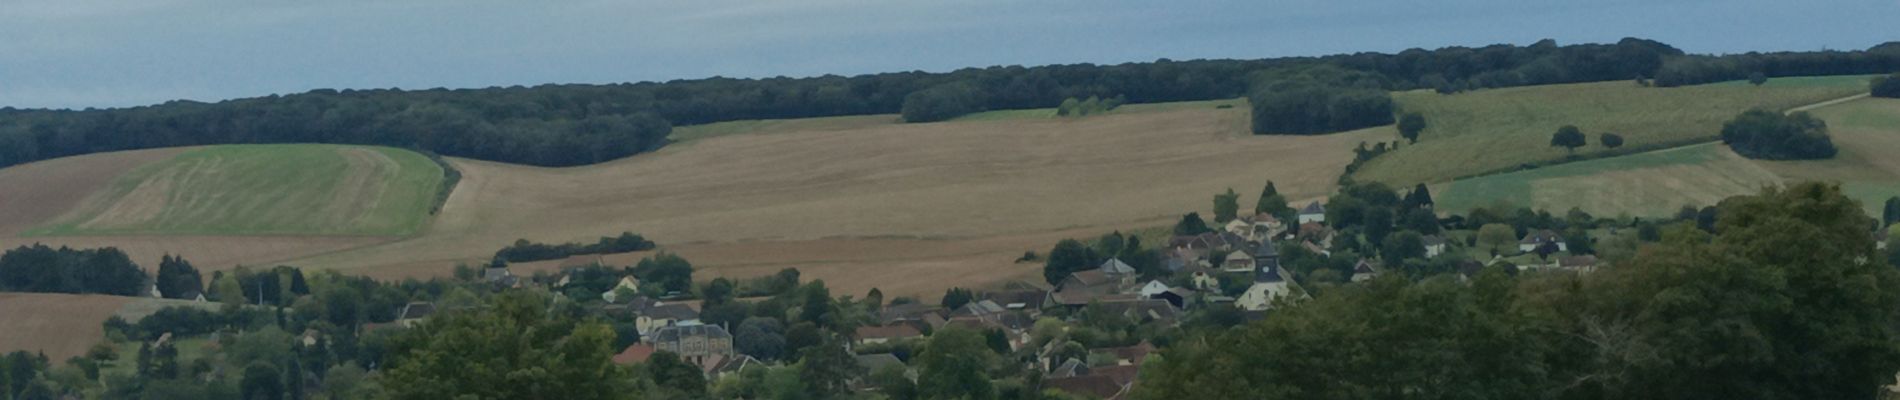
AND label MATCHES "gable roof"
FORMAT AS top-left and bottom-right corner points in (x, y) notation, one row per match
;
(1045, 375), (1128, 400)
(1300, 201), (1326, 215)
(1100, 258), (1136, 275)
(398, 302), (436, 320)
(651, 324), (731, 342)
(638, 303), (700, 321)
(984, 290), (1047, 310)
(1521, 229), (1564, 244)
(1353, 259), (1379, 274)
(1063, 269), (1114, 289)
(1559, 255), (1599, 268)
(855, 353), (906, 372)
(612, 343), (657, 365)
(855, 324), (924, 340)
(1422, 234), (1449, 246)
(1099, 341), (1155, 363)
(1298, 223), (1333, 238)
